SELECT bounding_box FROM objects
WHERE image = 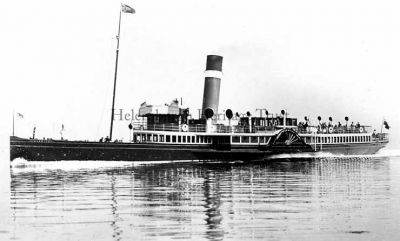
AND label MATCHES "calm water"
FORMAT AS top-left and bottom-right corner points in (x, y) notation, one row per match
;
(1, 155), (400, 241)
